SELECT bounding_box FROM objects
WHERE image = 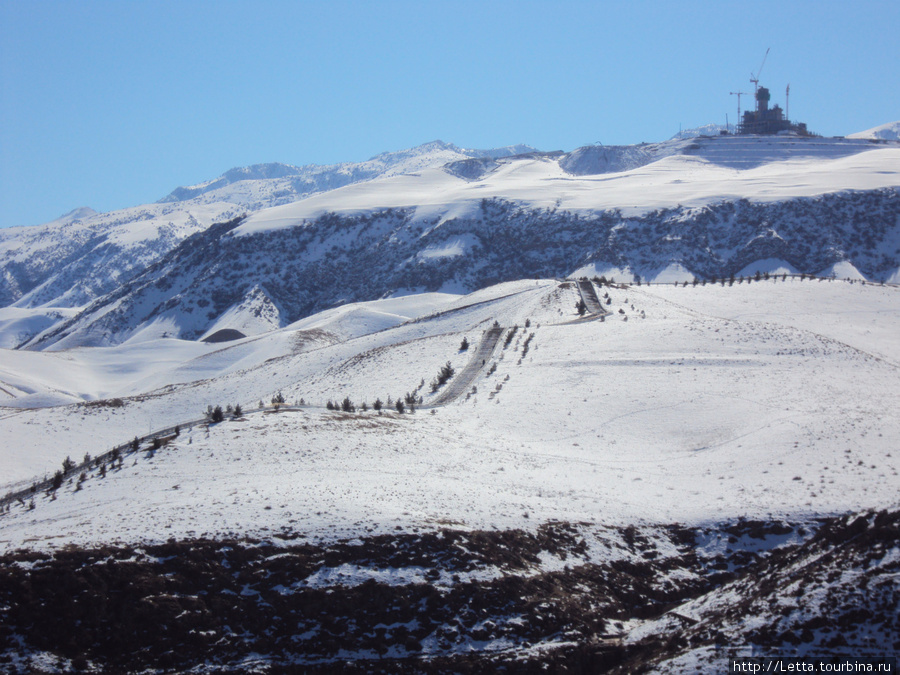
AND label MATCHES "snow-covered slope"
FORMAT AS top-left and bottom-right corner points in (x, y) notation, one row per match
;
(2, 277), (897, 671)
(0, 141), (538, 347)
(157, 140), (538, 206)
(5, 134), (900, 353)
(670, 123), (729, 139)
(847, 120), (900, 141)
(28, 179), (900, 349)
(0, 204), (221, 311)
(236, 136), (898, 226)
(2, 277), (898, 526)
